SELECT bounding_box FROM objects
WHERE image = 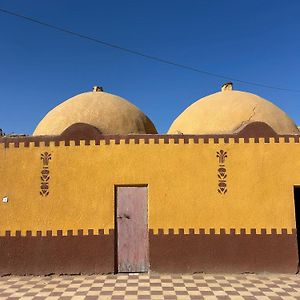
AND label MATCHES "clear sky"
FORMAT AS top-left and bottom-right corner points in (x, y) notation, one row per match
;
(0, 0), (299, 134)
